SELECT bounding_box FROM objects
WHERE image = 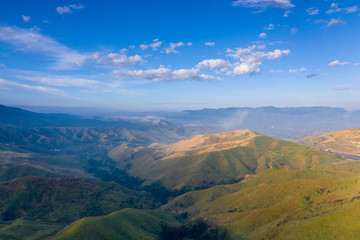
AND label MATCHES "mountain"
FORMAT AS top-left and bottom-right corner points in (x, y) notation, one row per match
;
(162, 106), (360, 139)
(164, 168), (360, 240)
(297, 128), (360, 155)
(52, 209), (181, 240)
(110, 130), (342, 190)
